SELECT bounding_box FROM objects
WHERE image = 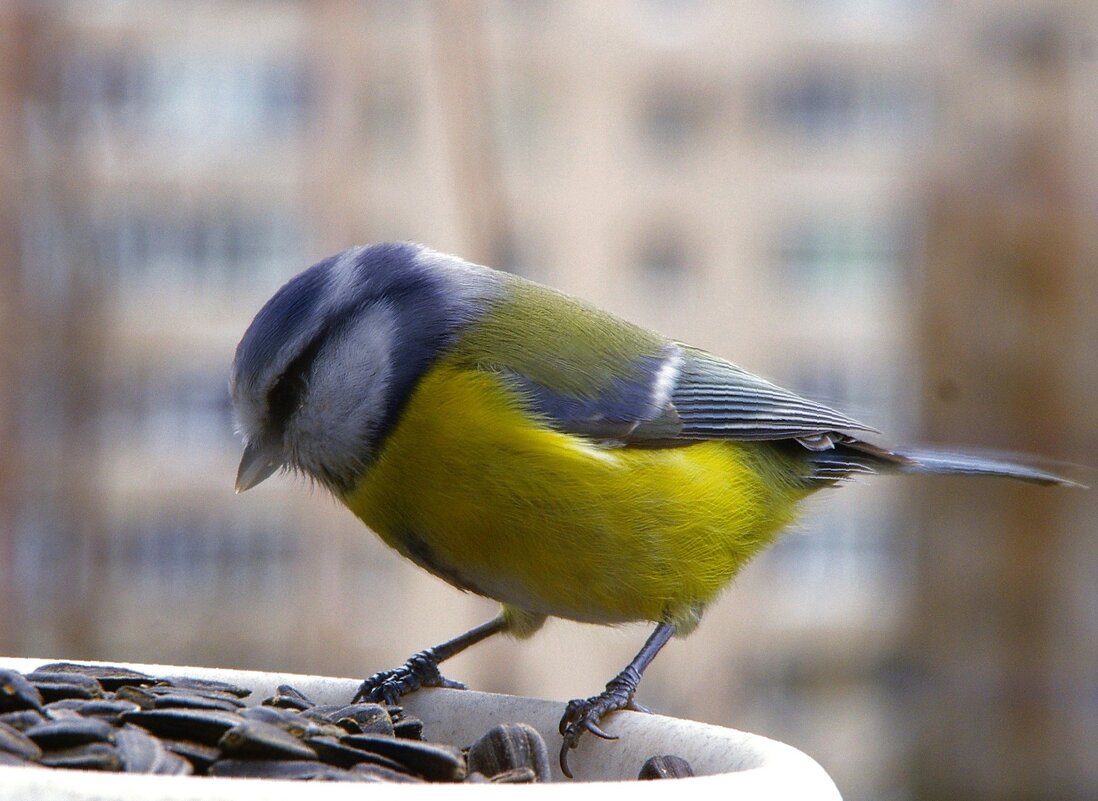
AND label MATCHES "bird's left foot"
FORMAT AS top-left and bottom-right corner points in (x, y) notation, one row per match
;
(353, 649), (465, 706)
(558, 667), (647, 778)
